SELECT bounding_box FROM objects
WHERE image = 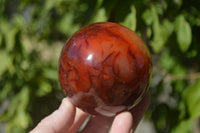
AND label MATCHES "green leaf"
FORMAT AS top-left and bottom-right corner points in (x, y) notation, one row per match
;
(5, 28), (18, 51)
(175, 15), (192, 52)
(42, 0), (66, 15)
(37, 80), (52, 97)
(0, 50), (10, 75)
(151, 19), (173, 53)
(0, 20), (19, 51)
(173, 0), (182, 7)
(6, 87), (30, 117)
(143, 6), (173, 53)
(120, 5), (137, 31)
(91, 7), (107, 23)
(183, 78), (200, 118)
(43, 68), (58, 81)
(171, 119), (192, 133)
(142, 8), (154, 26)
(57, 13), (80, 35)
(1, 87), (31, 133)
(160, 50), (176, 71)
(0, 33), (2, 46)
(0, 84), (12, 101)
